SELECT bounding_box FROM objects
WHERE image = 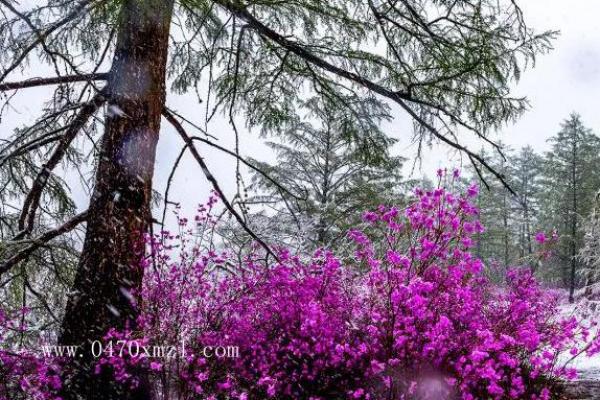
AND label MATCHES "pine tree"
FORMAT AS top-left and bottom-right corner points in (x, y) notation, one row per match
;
(578, 191), (600, 300)
(470, 147), (517, 272)
(539, 114), (600, 302)
(510, 146), (544, 261)
(246, 97), (406, 249)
